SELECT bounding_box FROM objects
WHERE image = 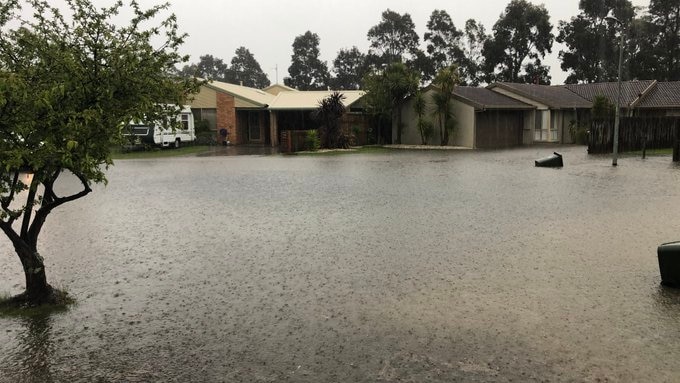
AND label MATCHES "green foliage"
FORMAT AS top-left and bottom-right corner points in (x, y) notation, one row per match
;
(425, 10), (463, 77)
(179, 48), (270, 88)
(331, 47), (367, 90)
(313, 92), (348, 149)
(367, 9), (420, 66)
(483, 0), (553, 83)
(413, 91), (433, 145)
(284, 31), (330, 90)
(557, 0), (635, 83)
(592, 95), (616, 119)
(179, 54), (230, 81)
(569, 121), (589, 145)
(230, 47), (271, 88)
(0, 0), (199, 300)
(363, 62), (420, 144)
(458, 19), (488, 86)
(363, 62), (420, 143)
(432, 65), (460, 146)
(304, 130), (321, 151)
